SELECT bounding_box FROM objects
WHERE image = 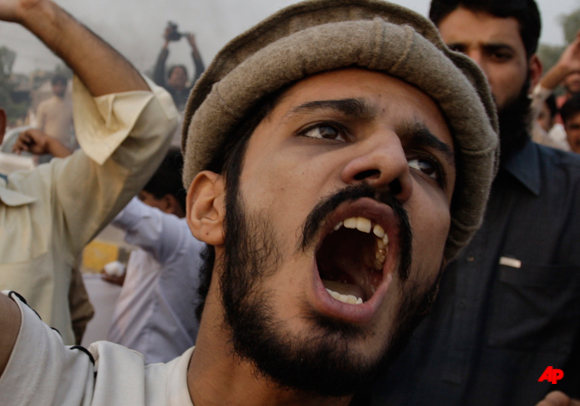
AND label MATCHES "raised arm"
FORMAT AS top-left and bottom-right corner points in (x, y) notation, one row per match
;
(0, 0), (177, 355)
(540, 31), (580, 92)
(186, 33), (205, 84)
(153, 27), (173, 87)
(0, 0), (147, 95)
(112, 197), (186, 264)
